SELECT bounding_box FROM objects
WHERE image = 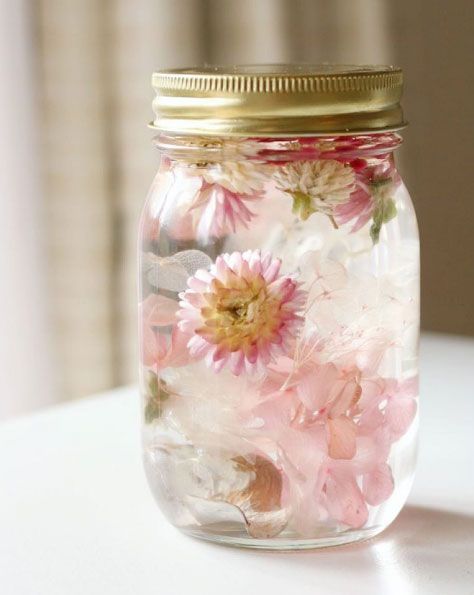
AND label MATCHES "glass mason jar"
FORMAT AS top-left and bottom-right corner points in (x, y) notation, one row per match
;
(139, 66), (419, 549)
